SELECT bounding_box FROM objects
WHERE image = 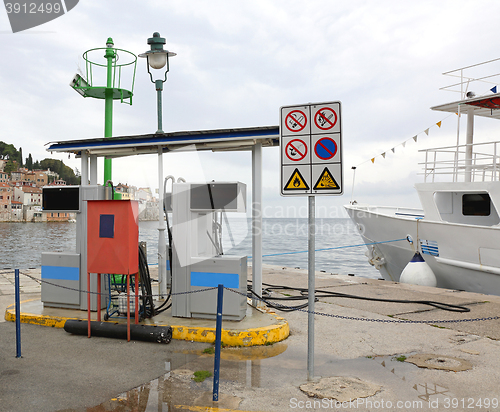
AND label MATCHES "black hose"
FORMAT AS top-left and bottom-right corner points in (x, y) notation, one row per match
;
(247, 281), (471, 313)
